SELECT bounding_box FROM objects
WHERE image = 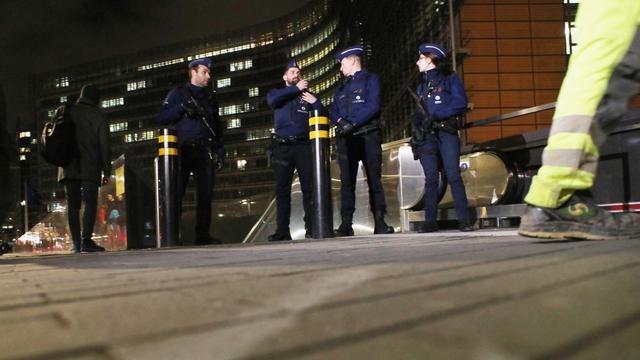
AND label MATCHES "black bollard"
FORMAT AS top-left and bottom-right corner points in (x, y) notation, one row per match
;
(309, 110), (334, 238)
(155, 129), (180, 247)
